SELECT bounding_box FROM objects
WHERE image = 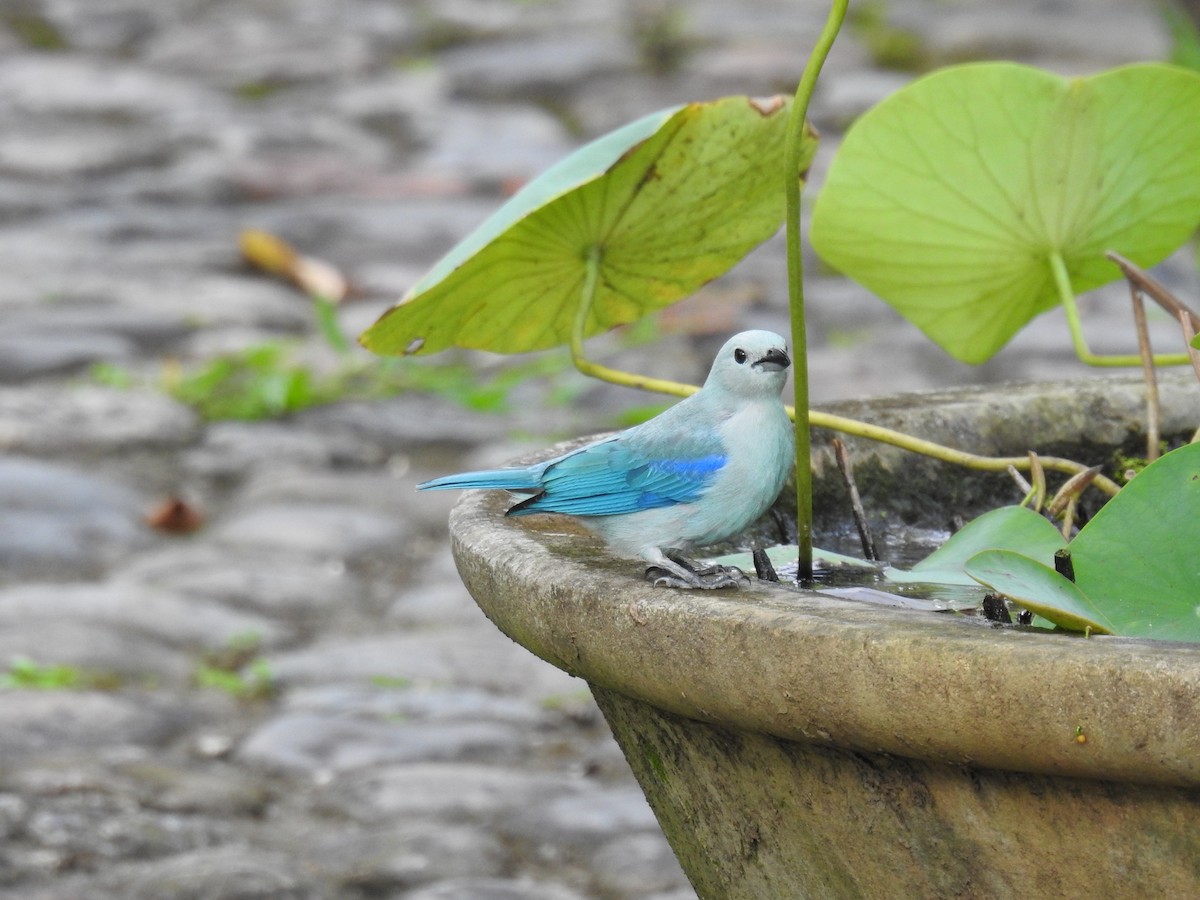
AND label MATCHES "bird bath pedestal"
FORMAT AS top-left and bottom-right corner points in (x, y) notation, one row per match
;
(447, 375), (1200, 898)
